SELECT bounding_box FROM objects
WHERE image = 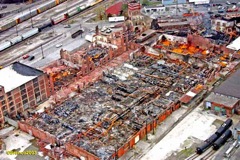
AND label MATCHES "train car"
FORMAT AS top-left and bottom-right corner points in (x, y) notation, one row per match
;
(16, 11), (32, 23)
(213, 130), (232, 150)
(21, 28), (39, 40)
(71, 29), (84, 38)
(196, 133), (219, 154)
(51, 13), (68, 25)
(0, 19), (17, 32)
(90, 0), (103, 7)
(30, 9), (38, 17)
(37, 0), (56, 14)
(37, 19), (52, 31)
(68, 4), (88, 17)
(55, 0), (67, 5)
(10, 36), (23, 45)
(215, 119), (233, 136)
(0, 41), (11, 52)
